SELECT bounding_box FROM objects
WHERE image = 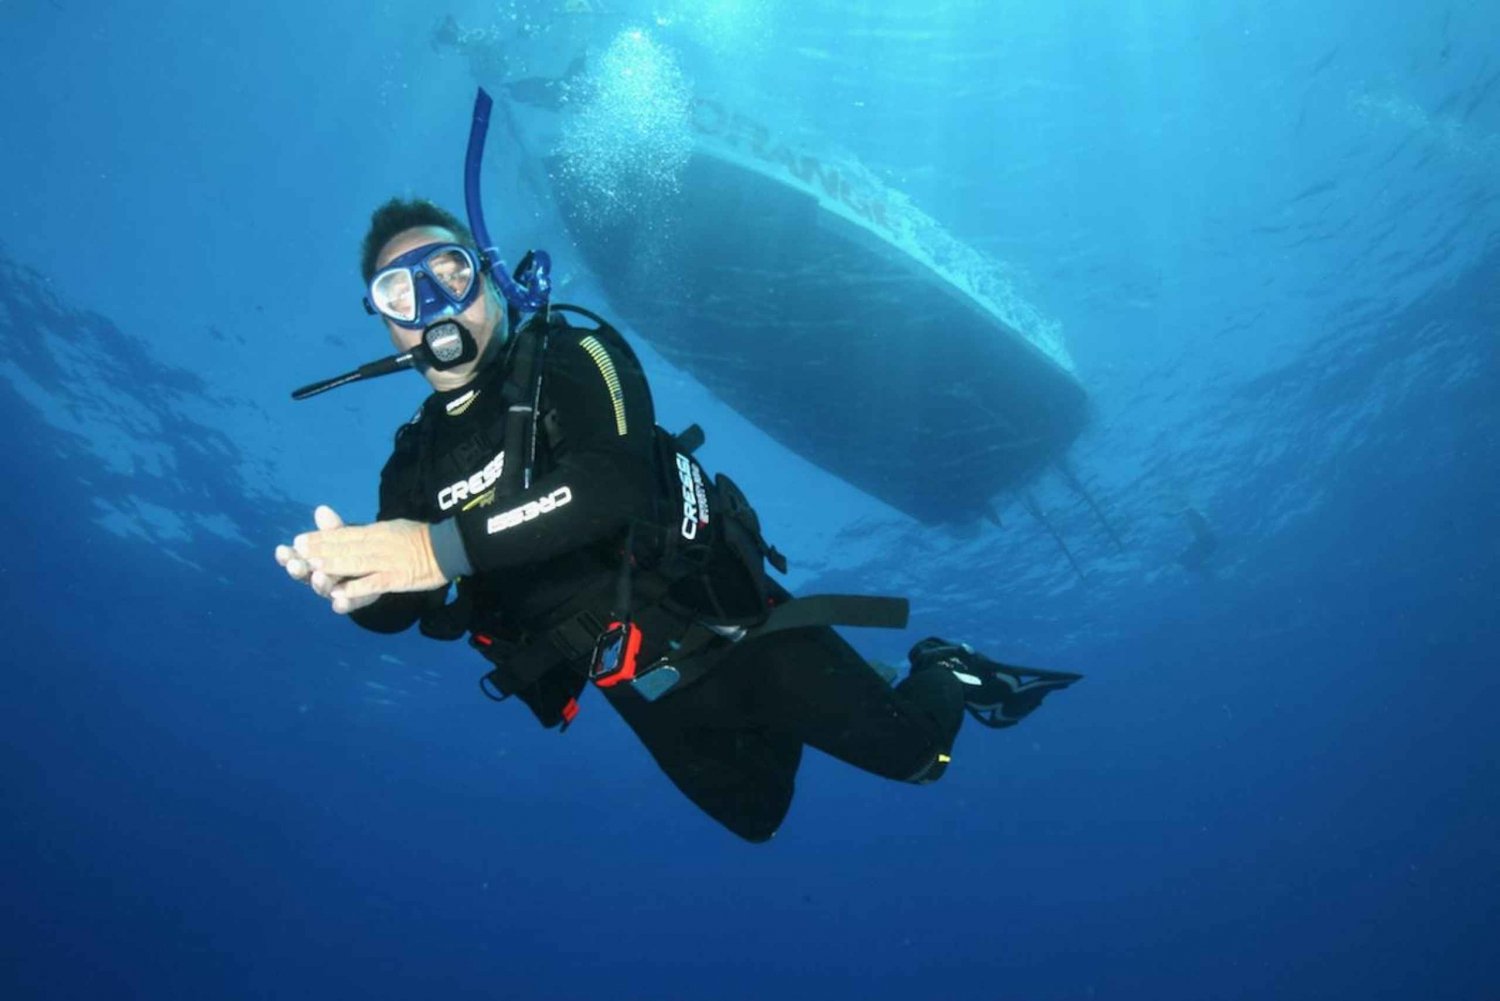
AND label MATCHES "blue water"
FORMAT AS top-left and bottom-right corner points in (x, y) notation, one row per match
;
(2, 1), (1497, 998)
